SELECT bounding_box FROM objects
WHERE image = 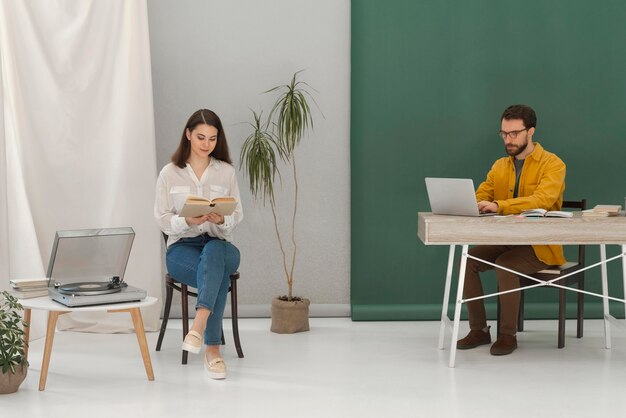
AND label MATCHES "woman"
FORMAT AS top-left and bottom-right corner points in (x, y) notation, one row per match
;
(154, 109), (243, 379)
